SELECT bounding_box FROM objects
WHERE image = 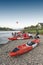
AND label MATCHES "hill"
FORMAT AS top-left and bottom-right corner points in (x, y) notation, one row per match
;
(0, 27), (14, 31)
